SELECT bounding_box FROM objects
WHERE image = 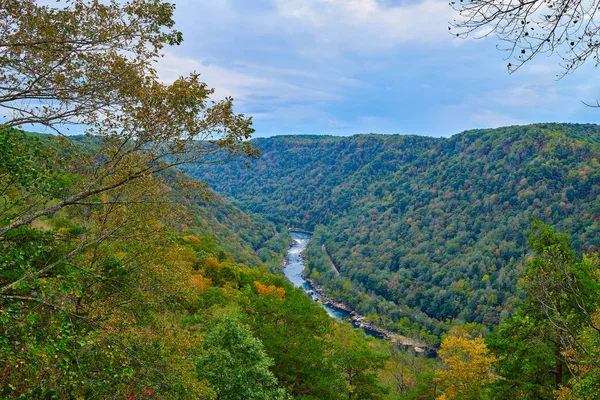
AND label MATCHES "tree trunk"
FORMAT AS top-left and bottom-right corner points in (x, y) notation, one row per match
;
(555, 340), (563, 388)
